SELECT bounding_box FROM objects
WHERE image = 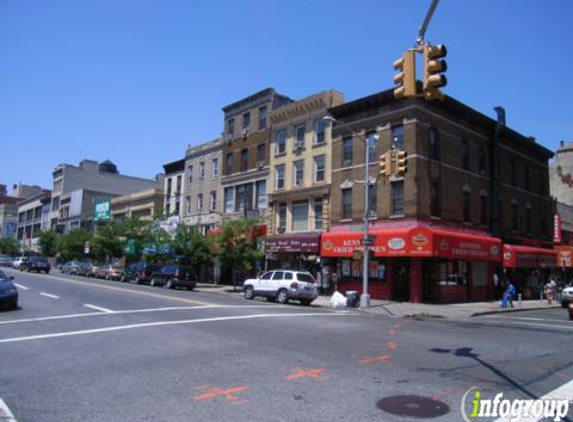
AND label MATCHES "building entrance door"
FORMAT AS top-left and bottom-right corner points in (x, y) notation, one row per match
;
(392, 260), (410, 302)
